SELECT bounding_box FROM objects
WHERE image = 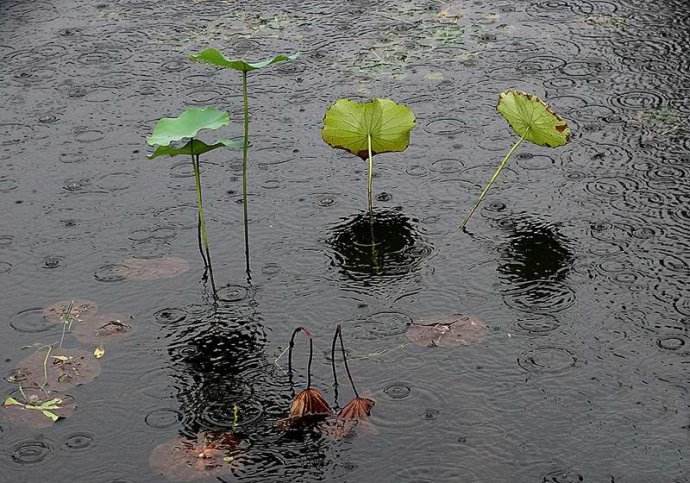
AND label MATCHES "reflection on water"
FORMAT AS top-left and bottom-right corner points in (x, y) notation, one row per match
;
(163, 302), (333, 480)
(498, 217), (574, 282)
(327, 208), (431, 279)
